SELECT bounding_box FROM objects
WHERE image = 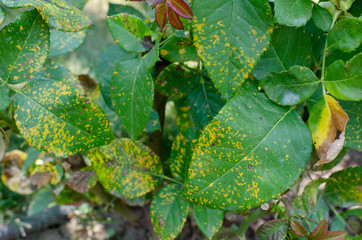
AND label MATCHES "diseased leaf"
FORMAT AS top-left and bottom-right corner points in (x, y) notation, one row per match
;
(257, 219), (288, 240)
(291, 220), (308, 237)
(15, 79), (113, 157)
(111, 57), (153, 140)
(108, 3), (144, 19)
(66, 170), (97, 193)
(0, 0), (92, 32)
(312, 4), (333, 32)
(0, 10), (49, 84)
(93, 45), (137, 110)
(66, 0), (88, 9)
(145, 109), (161, 133)
(252, 26), (313, 81)
(107, 13), (152, 53)
(261, 66), (320, 106)
(274, 0), (313, 27)
(150, 184), (189, 240)
(155, 65), (199, 99)
(0, 84), (10, 111)
(194, 205), (223, 239)
(176, 99), (195, 132)
(1, 150), (35, 194)
(30, 162), (63, 187)
(183, 93), (312, 210)
(325, 167), (362, 206)
(49, 29), (87, 58)
(160, 36), (198, 62)
(88, 138), (163, 199)
(192, 0), (273, 99)
(188, 80), (225, 129)
(0, 128), (8, 162)
(170, 127), (198, 181)
(339, 100), (361, 151)
(327, 17), (362, 52)
(33, 62), (79, 87)
(302, 179), (327, 211)
(324, 53), (362, 101)
(0, 5), (5, 25)
(308, 95), (349, 167)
